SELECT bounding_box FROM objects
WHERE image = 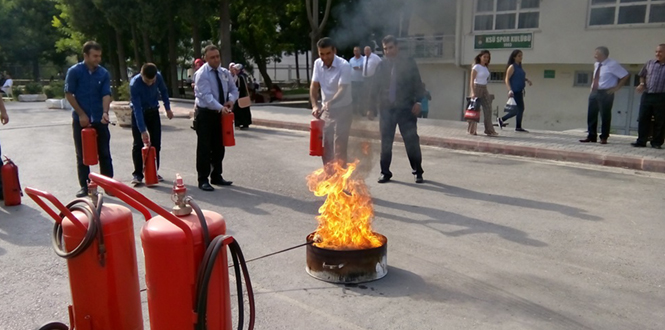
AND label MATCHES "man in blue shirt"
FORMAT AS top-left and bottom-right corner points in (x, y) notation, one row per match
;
(65, 41), (113, 197)
(129, 63), (173, 185)
(194, 45), (238, 191)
